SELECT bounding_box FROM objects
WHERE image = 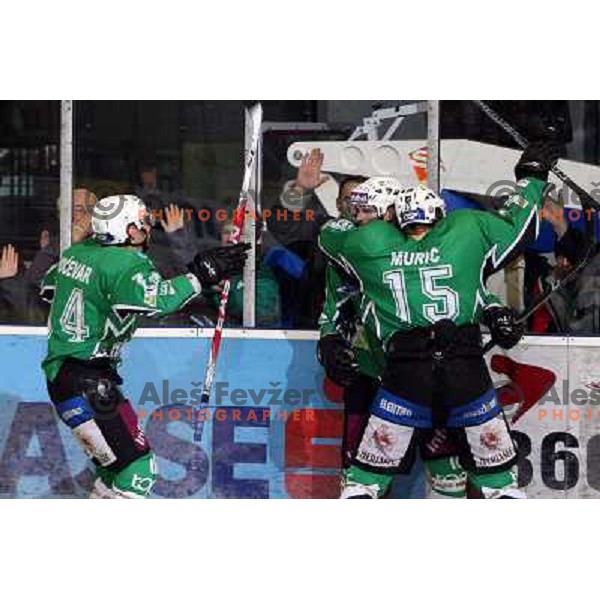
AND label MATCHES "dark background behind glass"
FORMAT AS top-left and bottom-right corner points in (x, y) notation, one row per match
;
(2, 100), (599, 328)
